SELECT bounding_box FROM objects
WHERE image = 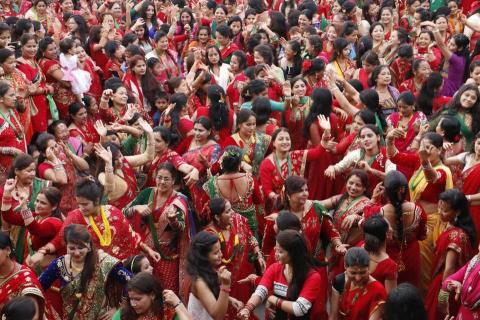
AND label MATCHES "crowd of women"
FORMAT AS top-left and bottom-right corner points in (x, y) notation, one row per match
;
(3, 0), (480, 318)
